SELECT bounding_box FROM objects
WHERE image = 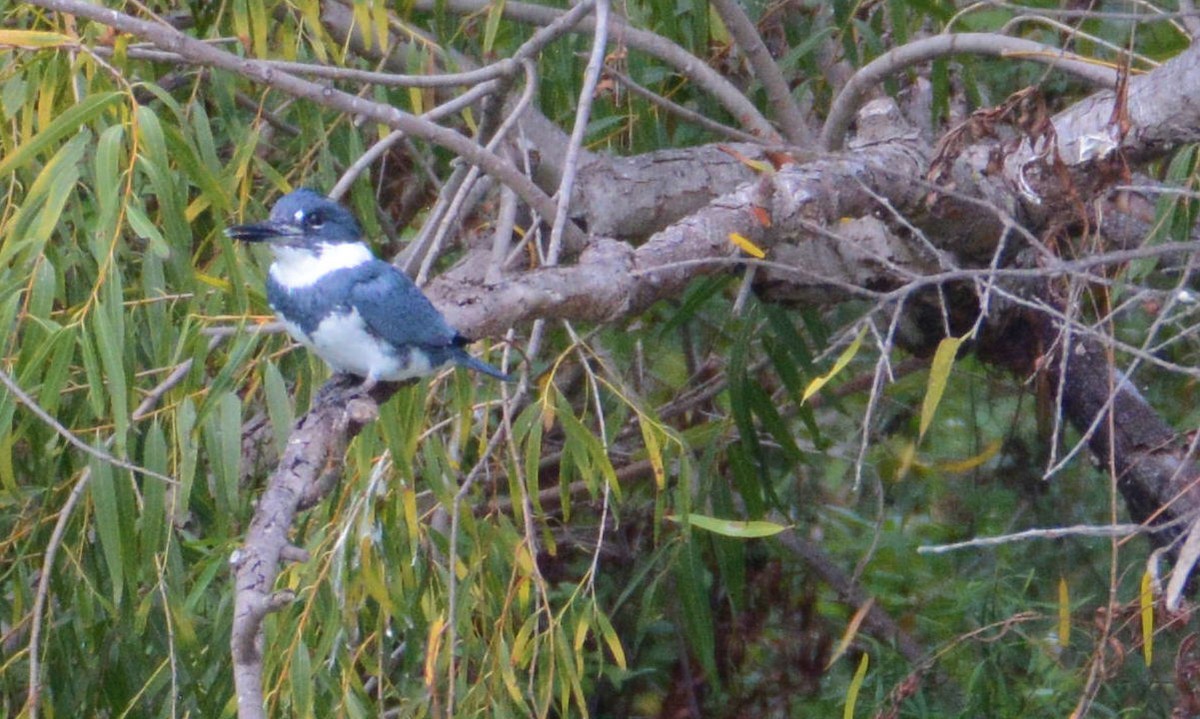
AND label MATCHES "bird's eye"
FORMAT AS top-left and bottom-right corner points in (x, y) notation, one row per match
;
(305, 210), (326, 229)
